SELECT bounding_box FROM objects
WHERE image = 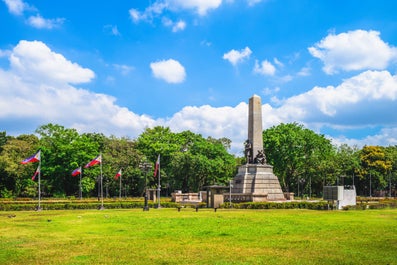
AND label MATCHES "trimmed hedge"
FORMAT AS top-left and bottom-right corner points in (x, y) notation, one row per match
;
(0, 200), (180, 211)
(342, 199), (397, 210)
(221, 201), (329, 210)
